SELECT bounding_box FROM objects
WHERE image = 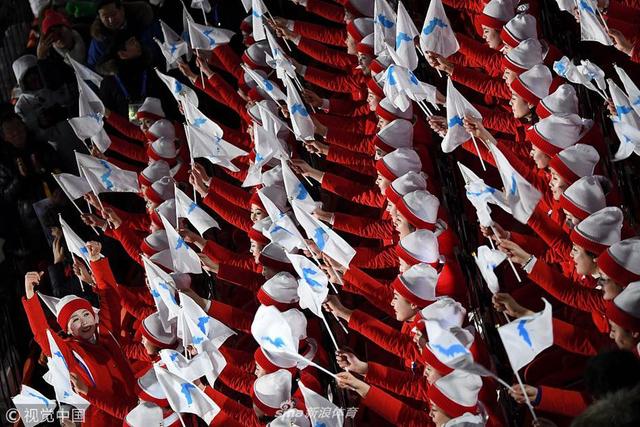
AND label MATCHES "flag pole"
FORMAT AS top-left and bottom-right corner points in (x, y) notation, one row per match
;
(513, 367), (539, 422)
(320, 312), (340, 349)
(490, 225), (522, 283)
(292, 353), (338, 379)
(471, 134), (487, 171)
